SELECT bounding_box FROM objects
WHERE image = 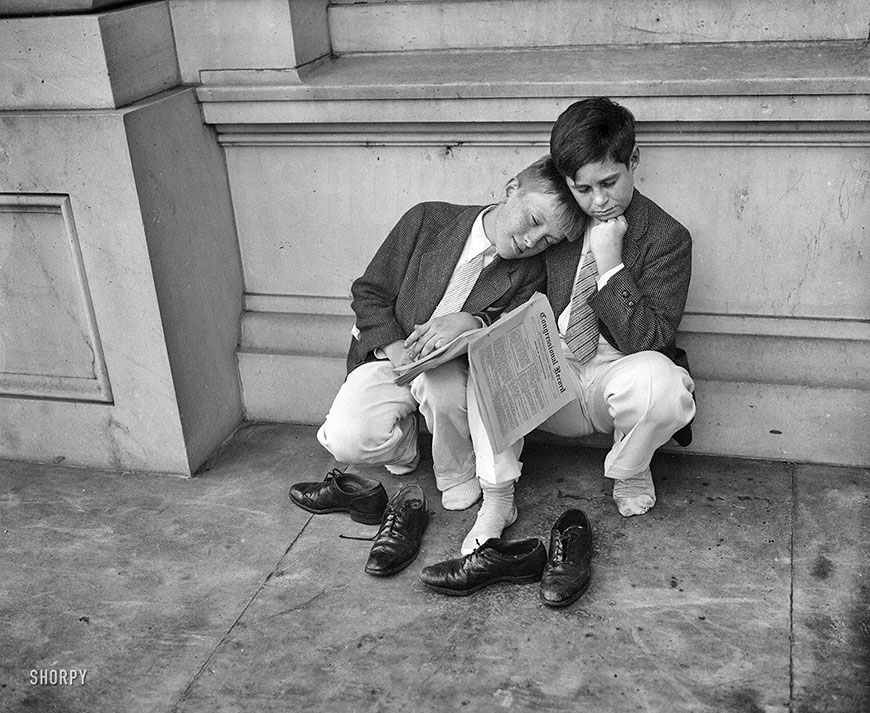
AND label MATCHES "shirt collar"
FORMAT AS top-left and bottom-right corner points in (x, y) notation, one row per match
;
(467, 205), (497, 260)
